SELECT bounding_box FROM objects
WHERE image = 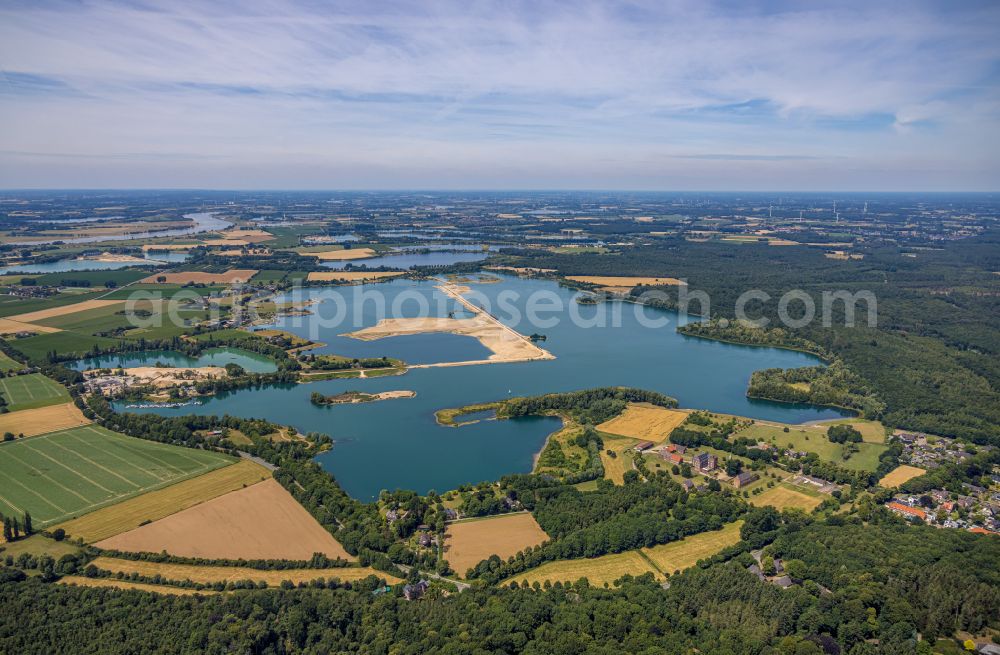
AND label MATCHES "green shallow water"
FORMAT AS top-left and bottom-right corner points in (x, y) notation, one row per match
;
(118, 276), (849, 500)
